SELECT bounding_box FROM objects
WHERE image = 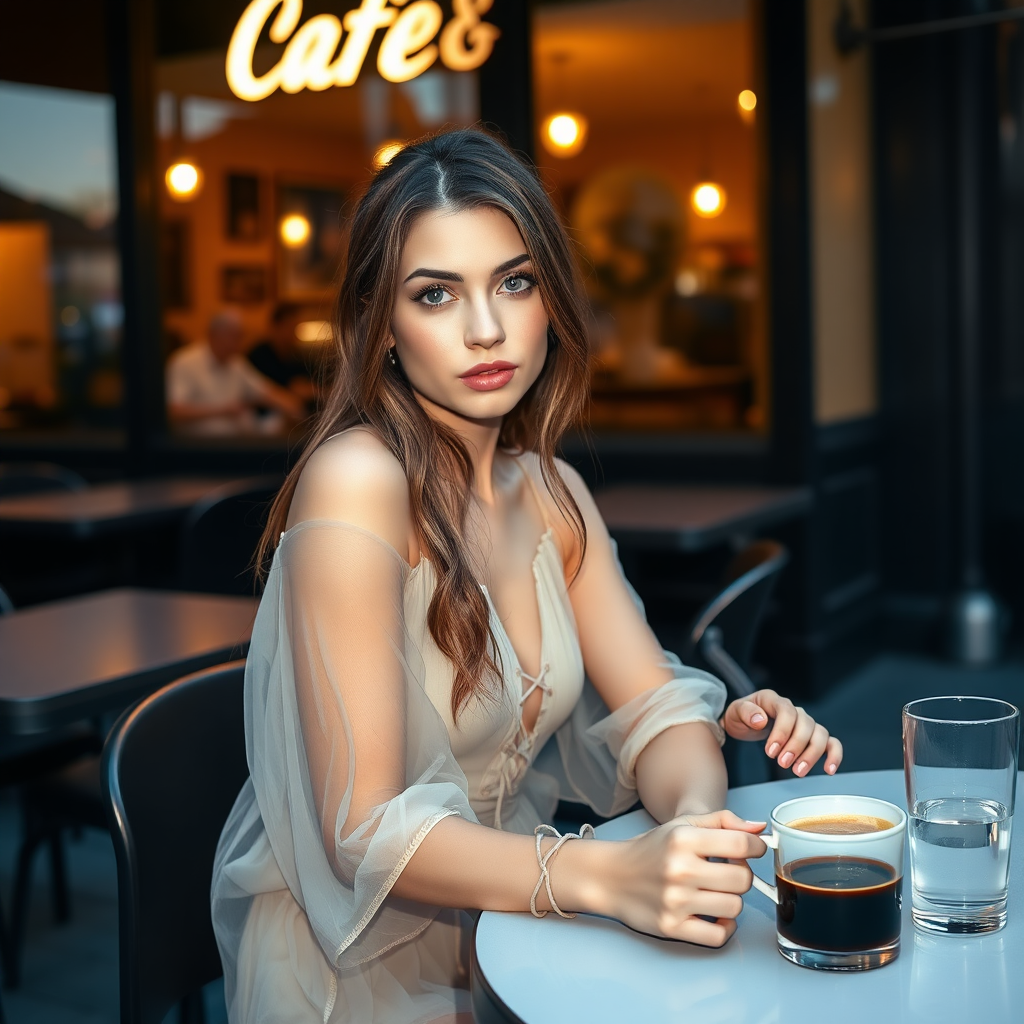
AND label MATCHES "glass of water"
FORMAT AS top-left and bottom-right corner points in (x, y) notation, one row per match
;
(903, 696), (1020, 934)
